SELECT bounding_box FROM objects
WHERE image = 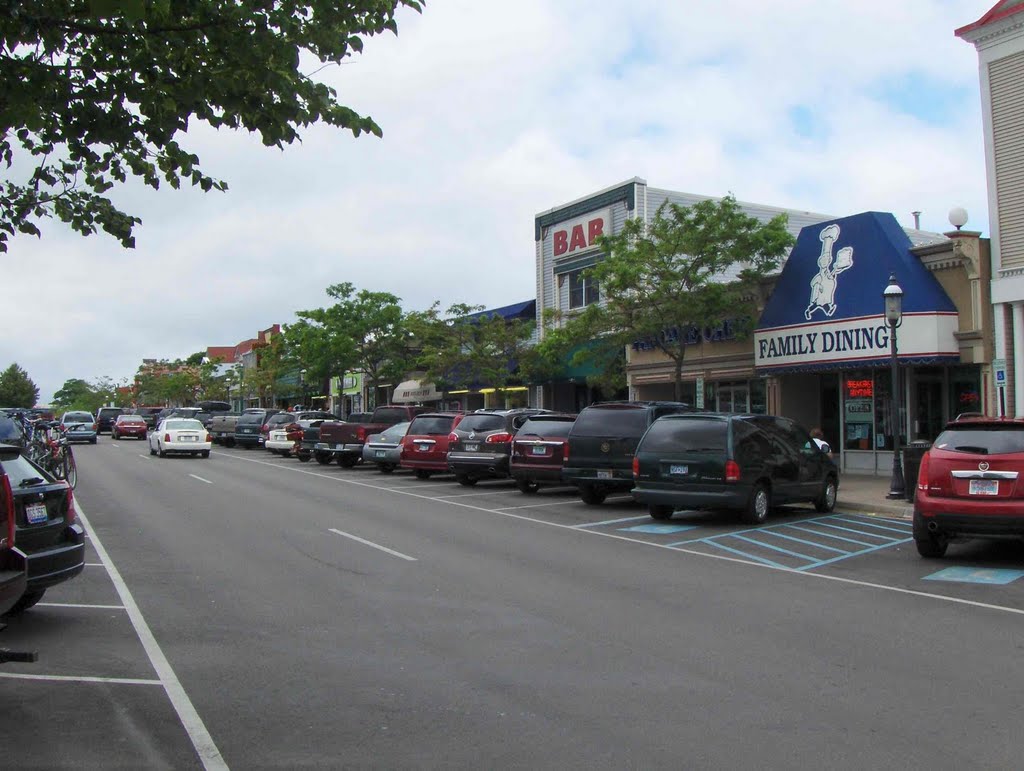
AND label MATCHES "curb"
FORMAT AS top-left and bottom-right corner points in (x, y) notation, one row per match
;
(837, 498), (913, 521)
